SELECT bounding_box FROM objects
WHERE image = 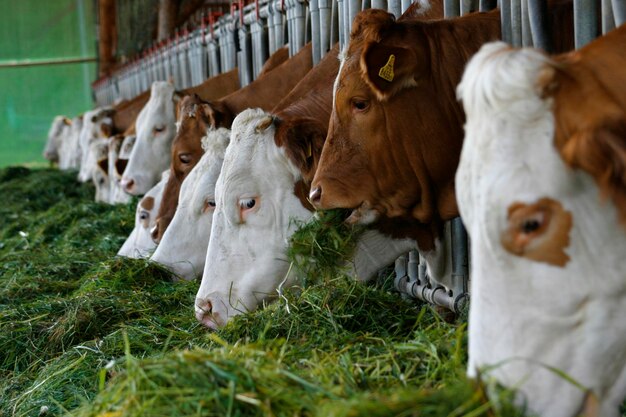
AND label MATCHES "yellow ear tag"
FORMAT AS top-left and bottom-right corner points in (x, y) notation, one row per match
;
(378, 54), (395, 82)
(306, 142), (312, 158)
